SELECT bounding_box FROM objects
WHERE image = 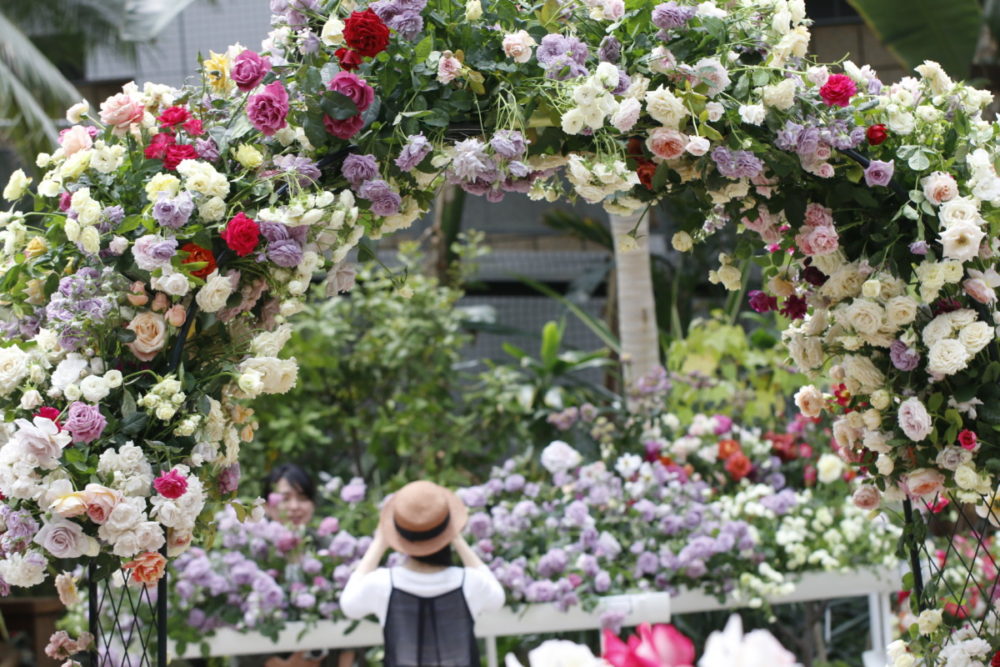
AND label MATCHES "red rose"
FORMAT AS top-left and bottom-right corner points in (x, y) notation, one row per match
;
(958, 429), (978, 450)
(34, 406), (62, 430)
(866, 124), (888, 145)
(819, 73), (857, 108)
(626, 137), (645, 159)
(181, 243), (217, 278)
(991, 651), (1000, 667)
(157, 106), (190, 127)
(183, 118), (204, 136)
(163, 143), (198, 170)
(153, 469), (189, 499)
(144, 132), (176, 160)
(636, 160), (656, 190)
(724, 451), (752, 481)
(221, 212), (260, 257)
(323, 113), (366, 139)
(343, 9), (390, 58)
(335, 47), (364, 71)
